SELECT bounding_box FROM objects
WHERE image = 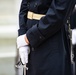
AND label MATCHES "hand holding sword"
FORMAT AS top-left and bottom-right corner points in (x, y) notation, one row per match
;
(16, 34), (30, 75)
